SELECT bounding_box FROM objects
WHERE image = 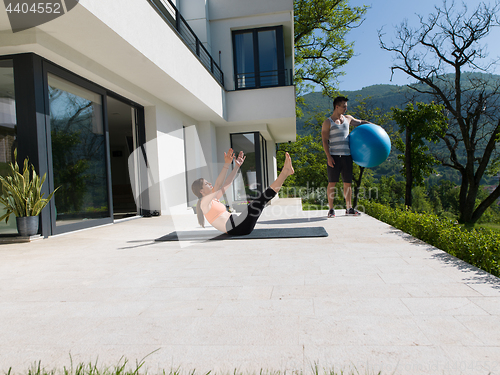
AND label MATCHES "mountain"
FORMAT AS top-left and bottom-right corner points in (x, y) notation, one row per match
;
(297, 84), (416, 135)
(297, 72), (500, 135)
